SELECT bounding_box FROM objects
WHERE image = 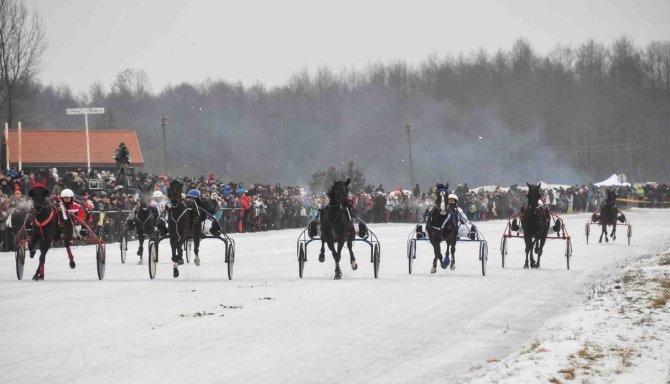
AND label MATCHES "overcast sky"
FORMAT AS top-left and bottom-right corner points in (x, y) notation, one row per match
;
(27, 0), (670, 95)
